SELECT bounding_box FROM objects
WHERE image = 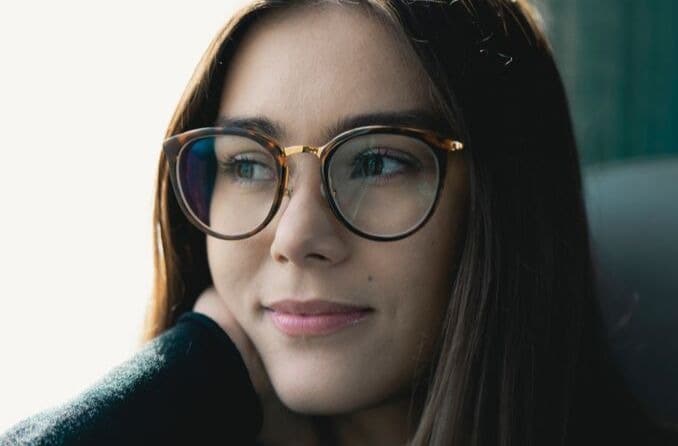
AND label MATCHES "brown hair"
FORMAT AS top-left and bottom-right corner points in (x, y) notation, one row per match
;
(142, 1), (671, 444)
